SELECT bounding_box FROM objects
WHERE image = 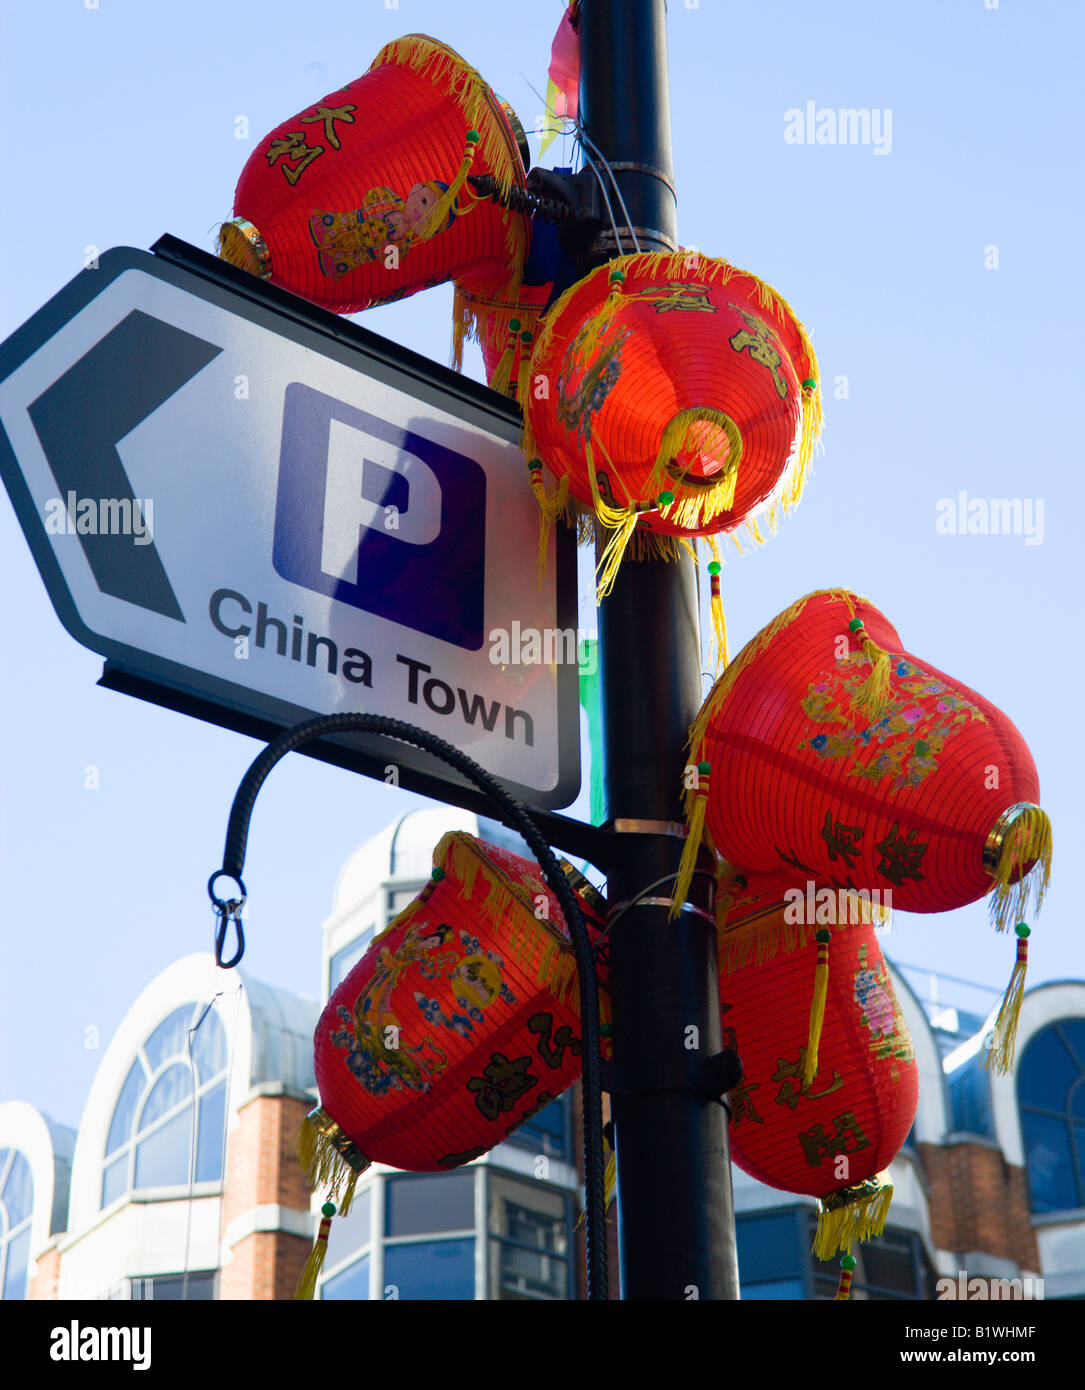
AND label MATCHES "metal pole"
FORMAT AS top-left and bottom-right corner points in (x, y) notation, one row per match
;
(578, 0), (740, 1299)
